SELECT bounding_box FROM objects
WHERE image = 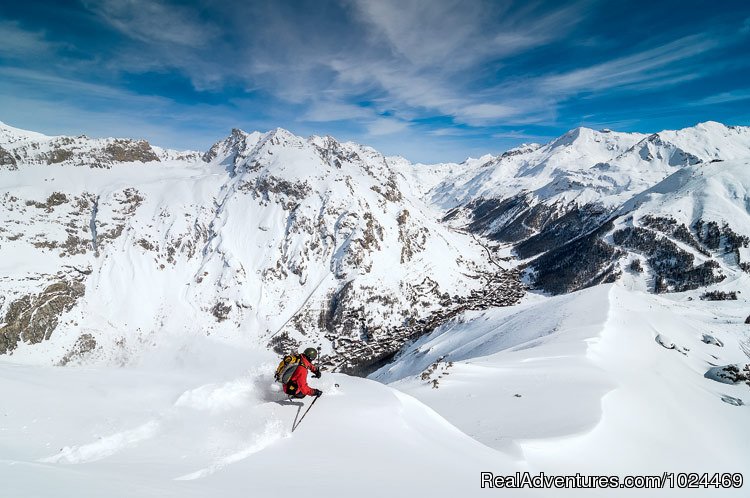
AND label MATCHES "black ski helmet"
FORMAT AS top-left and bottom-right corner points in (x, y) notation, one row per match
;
(303, 347), (318, 360)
